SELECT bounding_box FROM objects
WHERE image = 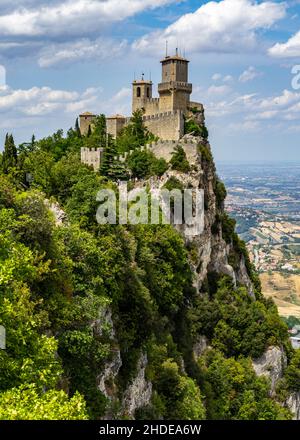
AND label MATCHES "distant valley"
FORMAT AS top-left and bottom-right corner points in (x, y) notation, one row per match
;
(218, 162), (300, 319)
